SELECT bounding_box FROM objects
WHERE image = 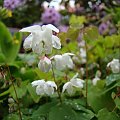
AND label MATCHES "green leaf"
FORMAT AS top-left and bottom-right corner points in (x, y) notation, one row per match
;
(112, 92), (120, 110)
(0, 53), (5, 63)
(27, 83), (41, 103)
(64, 99), (94, 120)
(83, 26), (100, 43)
(97, 108), (119, 120)
(9, 81), (28, 99)
(49, 104), (76, 120)
(106, 73), (120, 86)
(0, 21), (22, 63)
(67, 28), (80, 41)
(69, 15), (86, 28)
(3, 114), (19, 120)
(34, 68), (53, 80)
(88, 81), (114, 113)
(21, 69), (37, 81)
(32, 102), (57, 119)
